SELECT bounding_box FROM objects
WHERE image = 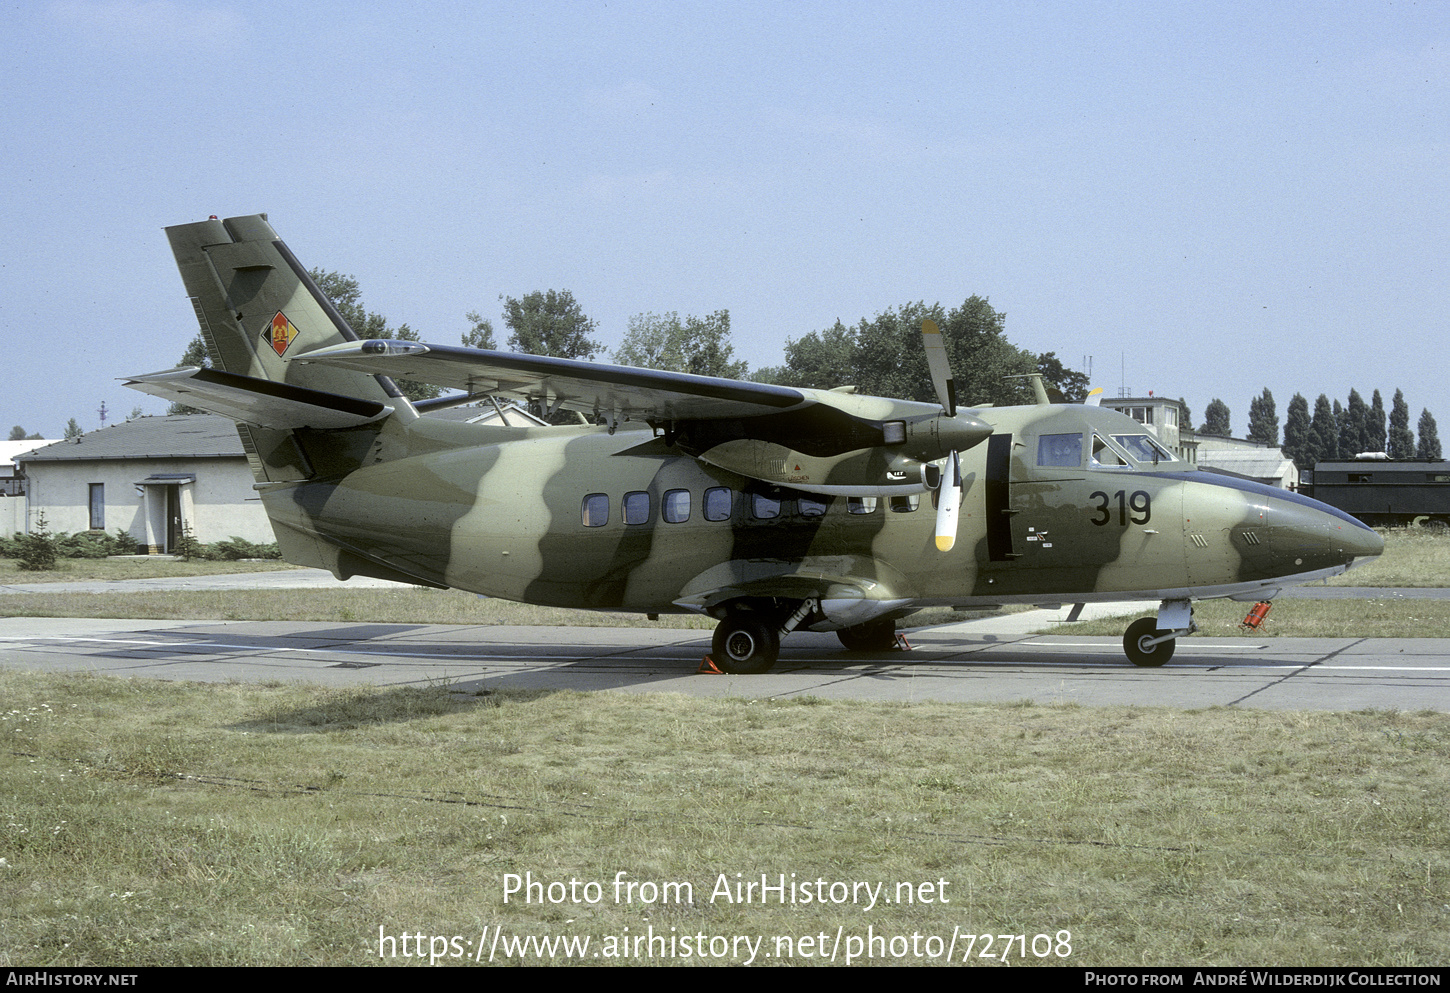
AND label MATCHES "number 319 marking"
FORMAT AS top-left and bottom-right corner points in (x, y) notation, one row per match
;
(1089, 490), (1151, 526)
